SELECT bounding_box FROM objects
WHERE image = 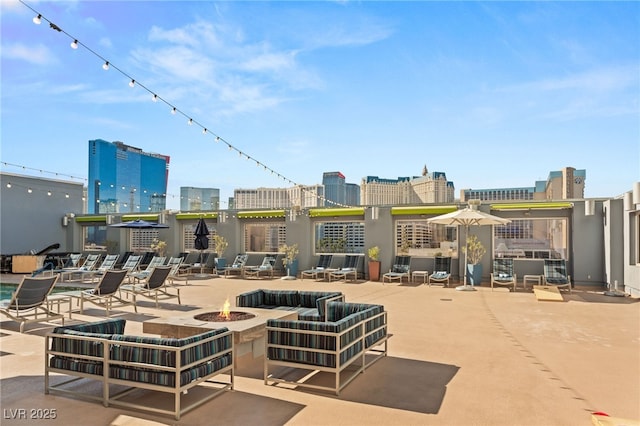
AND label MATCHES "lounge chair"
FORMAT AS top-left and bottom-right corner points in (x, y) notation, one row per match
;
(543, 259), (572, 293)
(244, 255), (277, 279)
(223, 254), (249, 278)
(120, 254), (142, 274)
(382, 255), (411, 284)
(301, 254), (334, 281)
(88, 254), (120, 280)
(328, 255), (362, 282)
(78, 269), (134, 316)
(166, 256), (189, 285)
(428, 256), (451, 287)
(60, 254), (101, 282)
(128, 256), (166, 283)
(121, 266), (180, 308)
(490, 258), (517, 291)
(0, 275), (64, 332)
